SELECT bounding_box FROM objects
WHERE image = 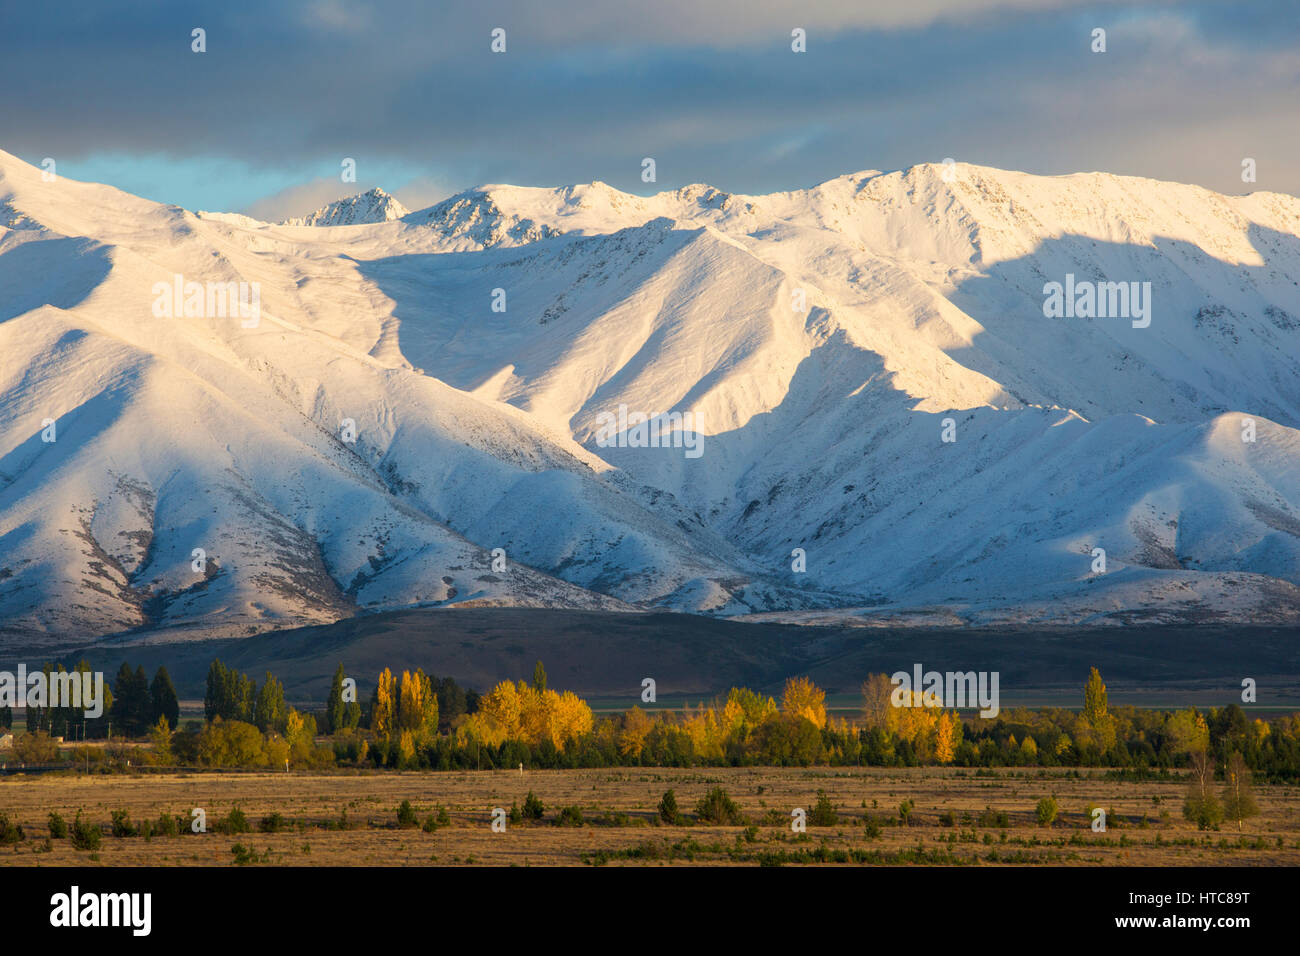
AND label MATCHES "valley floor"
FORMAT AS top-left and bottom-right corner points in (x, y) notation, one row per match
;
(1, 766), (1296, 866)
